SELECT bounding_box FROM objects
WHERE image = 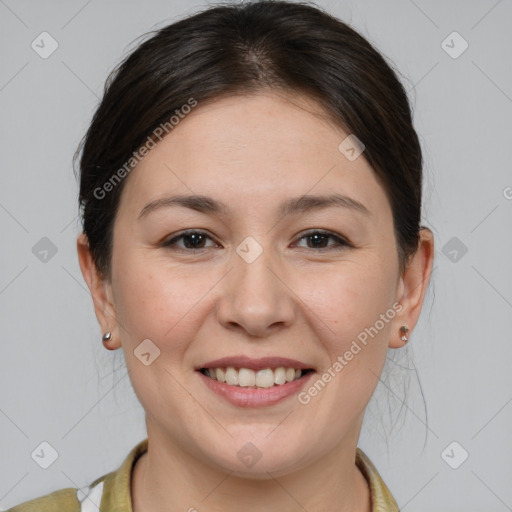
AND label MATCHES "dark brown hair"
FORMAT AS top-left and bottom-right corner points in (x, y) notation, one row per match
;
(75, 0), (424, 280)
